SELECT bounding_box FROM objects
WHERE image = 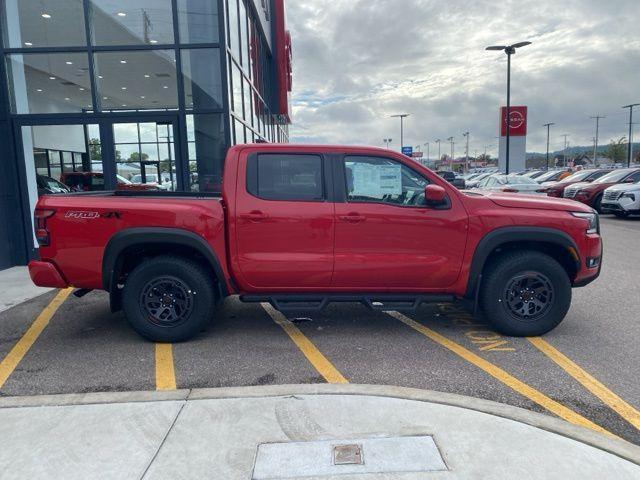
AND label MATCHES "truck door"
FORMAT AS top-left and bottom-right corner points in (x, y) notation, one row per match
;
(332, 155), (468, 290)
(233, 152), (334, 290)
